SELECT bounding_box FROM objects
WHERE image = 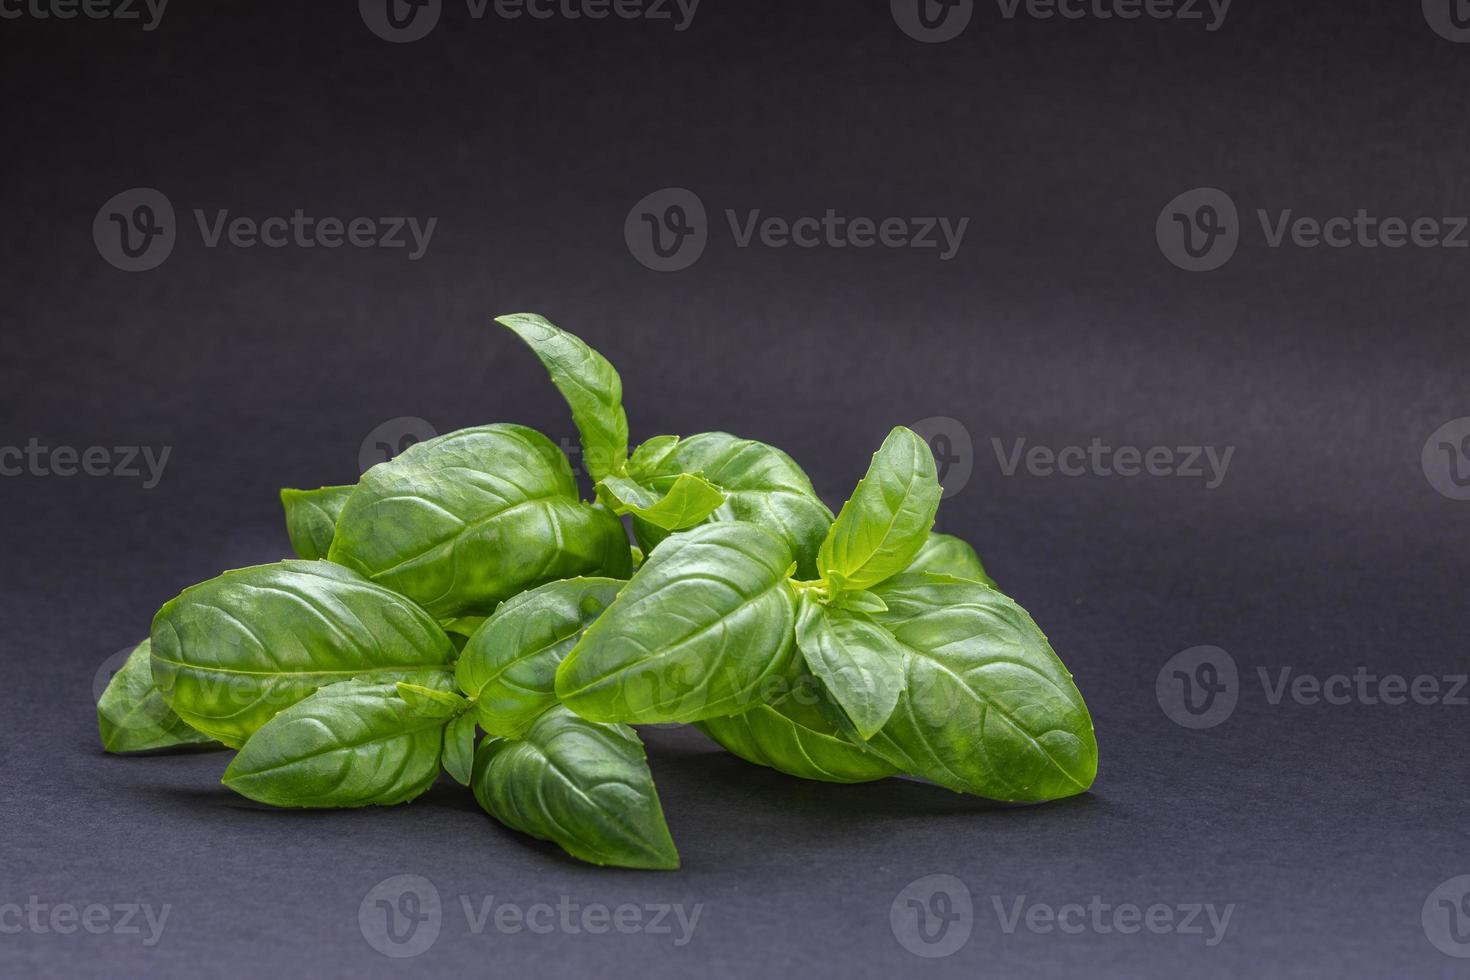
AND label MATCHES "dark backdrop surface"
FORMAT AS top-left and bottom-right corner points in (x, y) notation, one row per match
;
(3, 1), (1468, 976)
